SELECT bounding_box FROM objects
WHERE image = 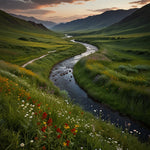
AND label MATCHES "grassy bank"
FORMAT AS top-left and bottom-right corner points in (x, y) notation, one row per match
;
(74, 33), (150, 127)
(1, 60), (150, 150)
